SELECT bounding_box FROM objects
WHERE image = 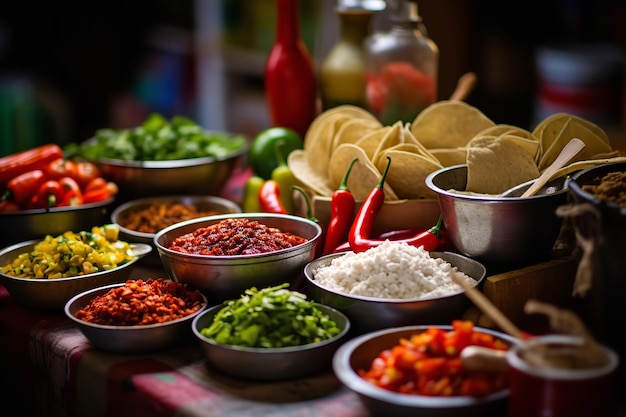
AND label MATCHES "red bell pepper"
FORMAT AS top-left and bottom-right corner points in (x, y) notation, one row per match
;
(323, 157), (358, 255)
(0, 144), (64, 185)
